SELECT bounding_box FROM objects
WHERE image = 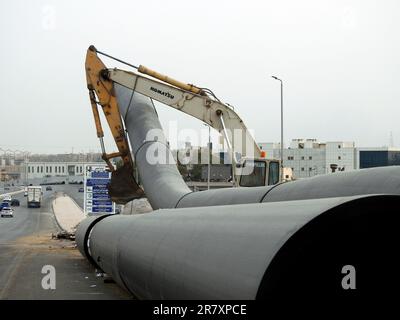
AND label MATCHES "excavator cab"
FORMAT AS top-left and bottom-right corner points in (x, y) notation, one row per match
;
(238, 159), (280, 187)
